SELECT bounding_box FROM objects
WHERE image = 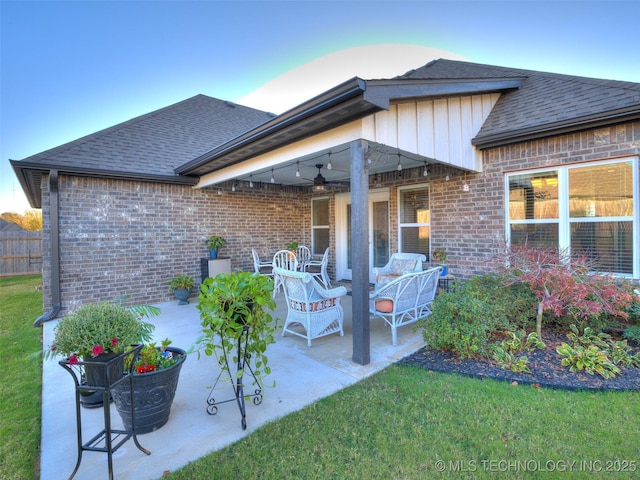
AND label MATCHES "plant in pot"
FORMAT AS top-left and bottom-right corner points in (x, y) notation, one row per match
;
(168, 275), (195, 305)
(206, 235), (227, 259)
(432, 247), (447, 276)
(45, 301), (156, 407)
(285, 241), (299, 253)
(111, 337), (187, 434)
(194, 271), (277, 429)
